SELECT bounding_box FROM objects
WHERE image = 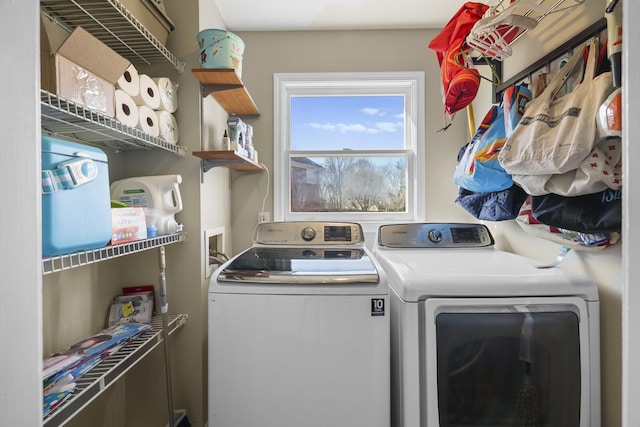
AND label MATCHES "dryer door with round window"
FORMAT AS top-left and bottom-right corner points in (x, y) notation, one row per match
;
(422, 296), (599, 427)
